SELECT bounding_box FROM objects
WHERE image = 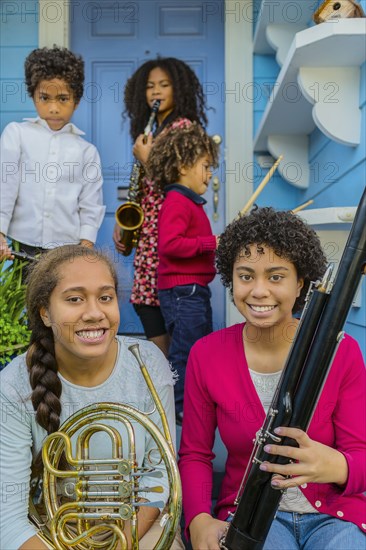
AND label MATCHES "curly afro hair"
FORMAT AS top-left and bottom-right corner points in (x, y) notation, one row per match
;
(124, 57), (208, 140)
(216, 207), (327, 313)
(24, 46), (84, 102)
(147, 122), (219, 188)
